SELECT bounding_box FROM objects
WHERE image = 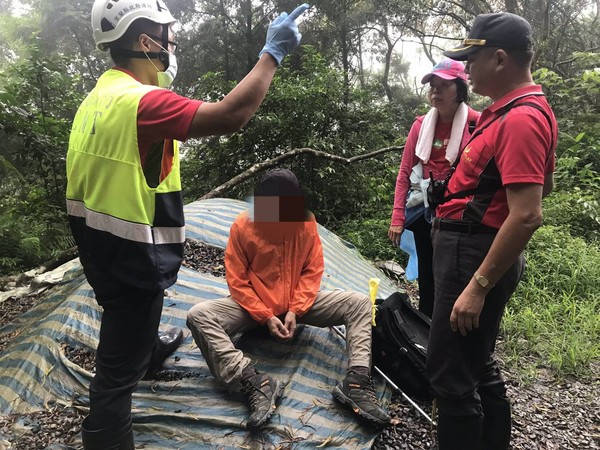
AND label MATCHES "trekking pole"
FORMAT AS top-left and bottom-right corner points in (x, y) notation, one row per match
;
(330, 325), (434, 424)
